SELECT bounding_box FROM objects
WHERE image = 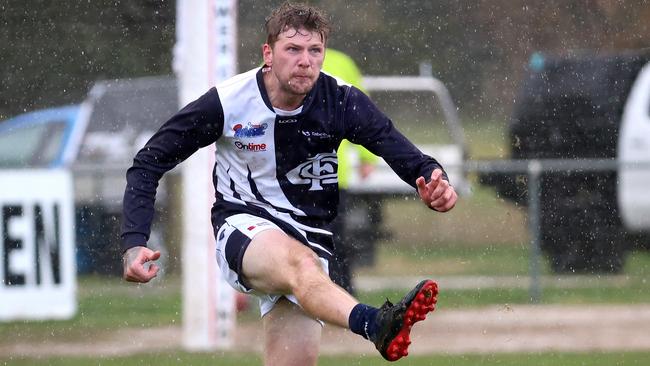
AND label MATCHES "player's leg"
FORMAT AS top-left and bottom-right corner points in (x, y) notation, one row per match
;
(242, 228), (358, 328)
(218, 214), (438, 362)
(262, 297), (321, 366)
